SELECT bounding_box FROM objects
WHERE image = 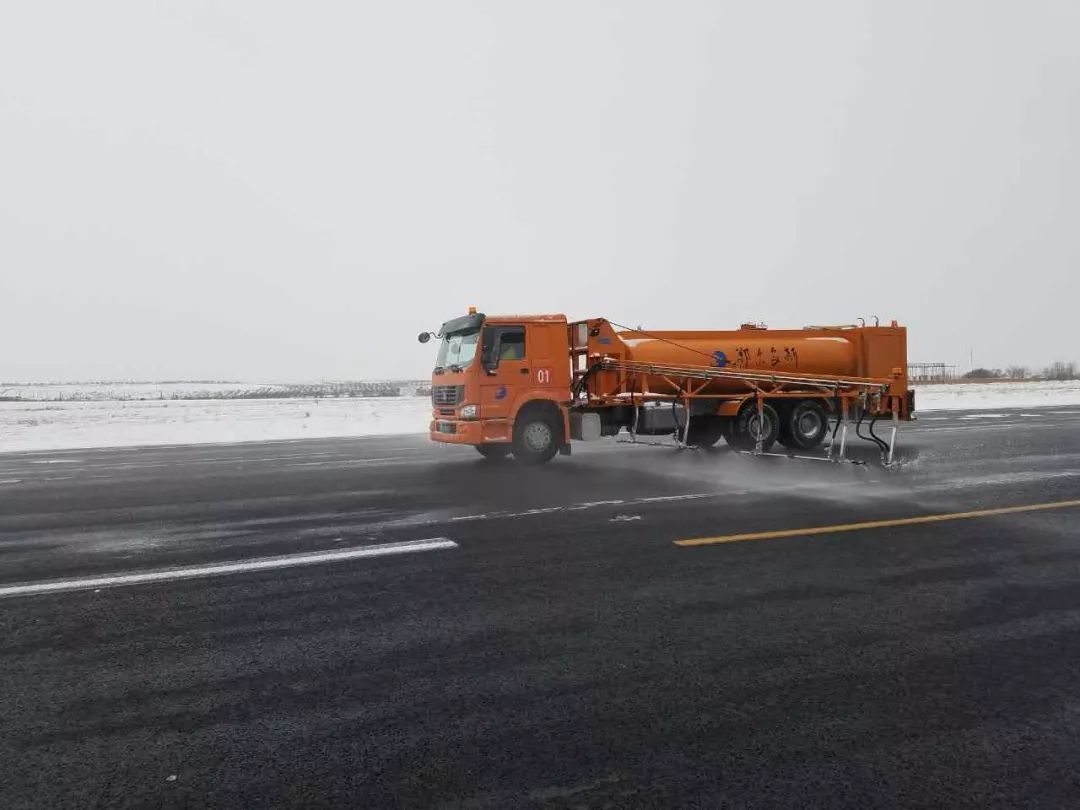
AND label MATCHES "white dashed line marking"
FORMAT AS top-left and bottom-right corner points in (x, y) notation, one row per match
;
(0, 538), (458, 598)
